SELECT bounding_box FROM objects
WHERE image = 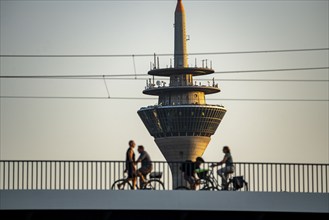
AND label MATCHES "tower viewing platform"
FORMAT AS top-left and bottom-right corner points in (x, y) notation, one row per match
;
(138, 0), (226, 188)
